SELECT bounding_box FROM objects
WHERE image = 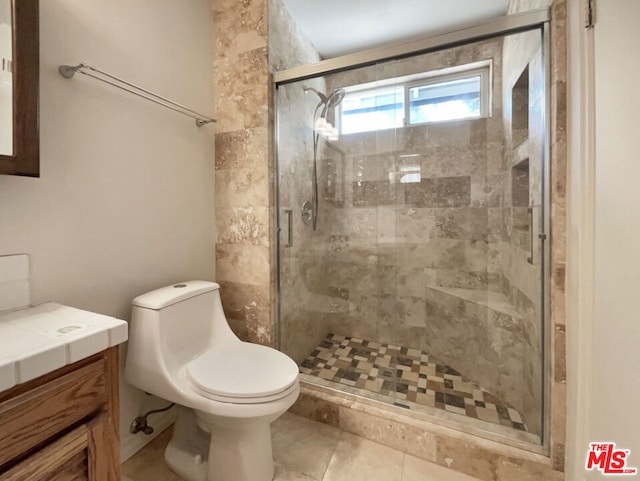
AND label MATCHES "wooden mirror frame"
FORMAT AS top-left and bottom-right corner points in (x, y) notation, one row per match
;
(0, 0), (39, 177)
